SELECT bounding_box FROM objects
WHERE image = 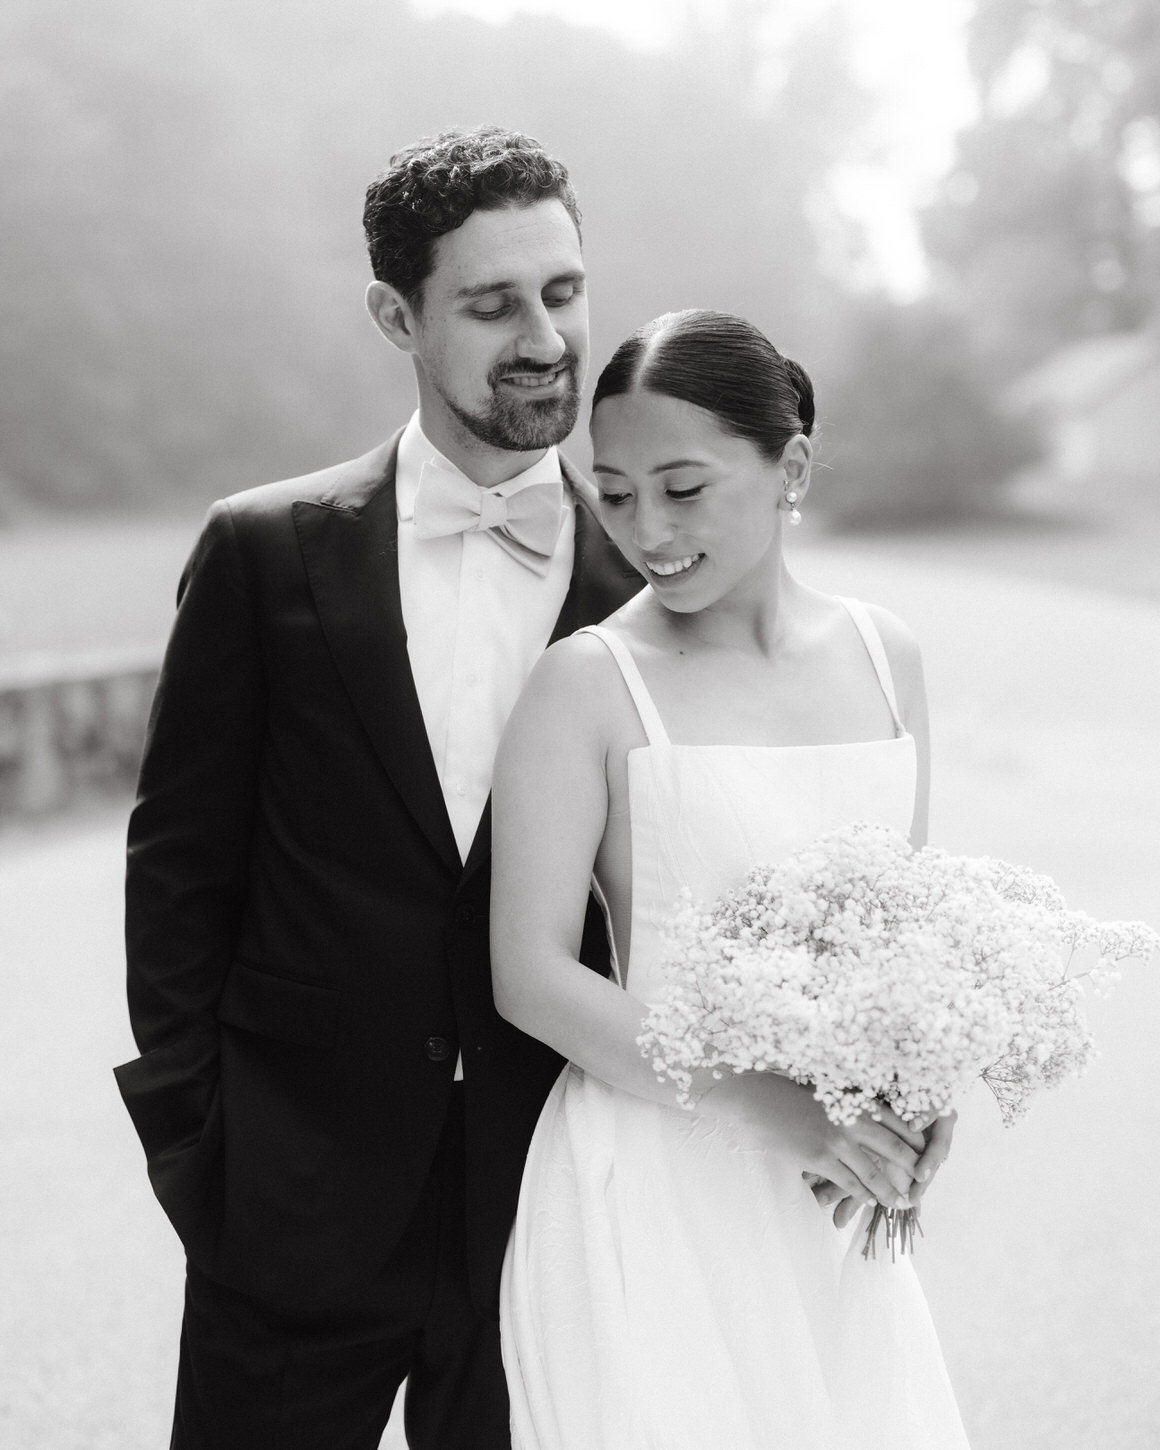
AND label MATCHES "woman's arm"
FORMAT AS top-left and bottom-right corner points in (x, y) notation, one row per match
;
(491, 636), (923, 1211)
(491, 637), (668, 1100)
